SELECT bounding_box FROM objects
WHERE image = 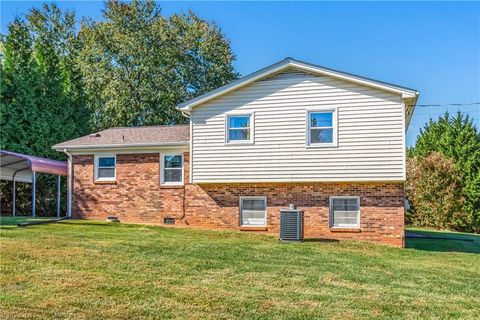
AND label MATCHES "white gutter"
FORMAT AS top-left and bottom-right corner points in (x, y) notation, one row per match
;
(63, 149), (73, 218)
(53, 141), (189, 151)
